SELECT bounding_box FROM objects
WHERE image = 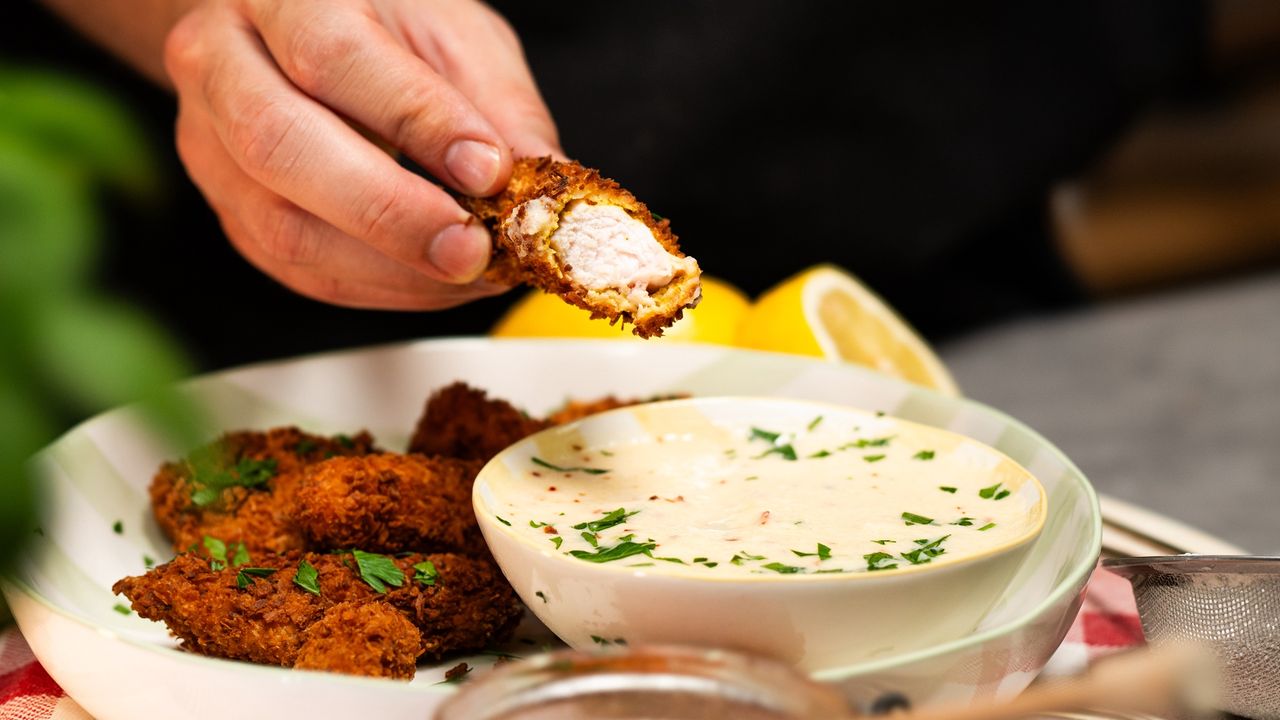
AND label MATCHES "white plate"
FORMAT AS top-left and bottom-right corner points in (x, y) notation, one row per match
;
(2, 339), (1100, 720)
